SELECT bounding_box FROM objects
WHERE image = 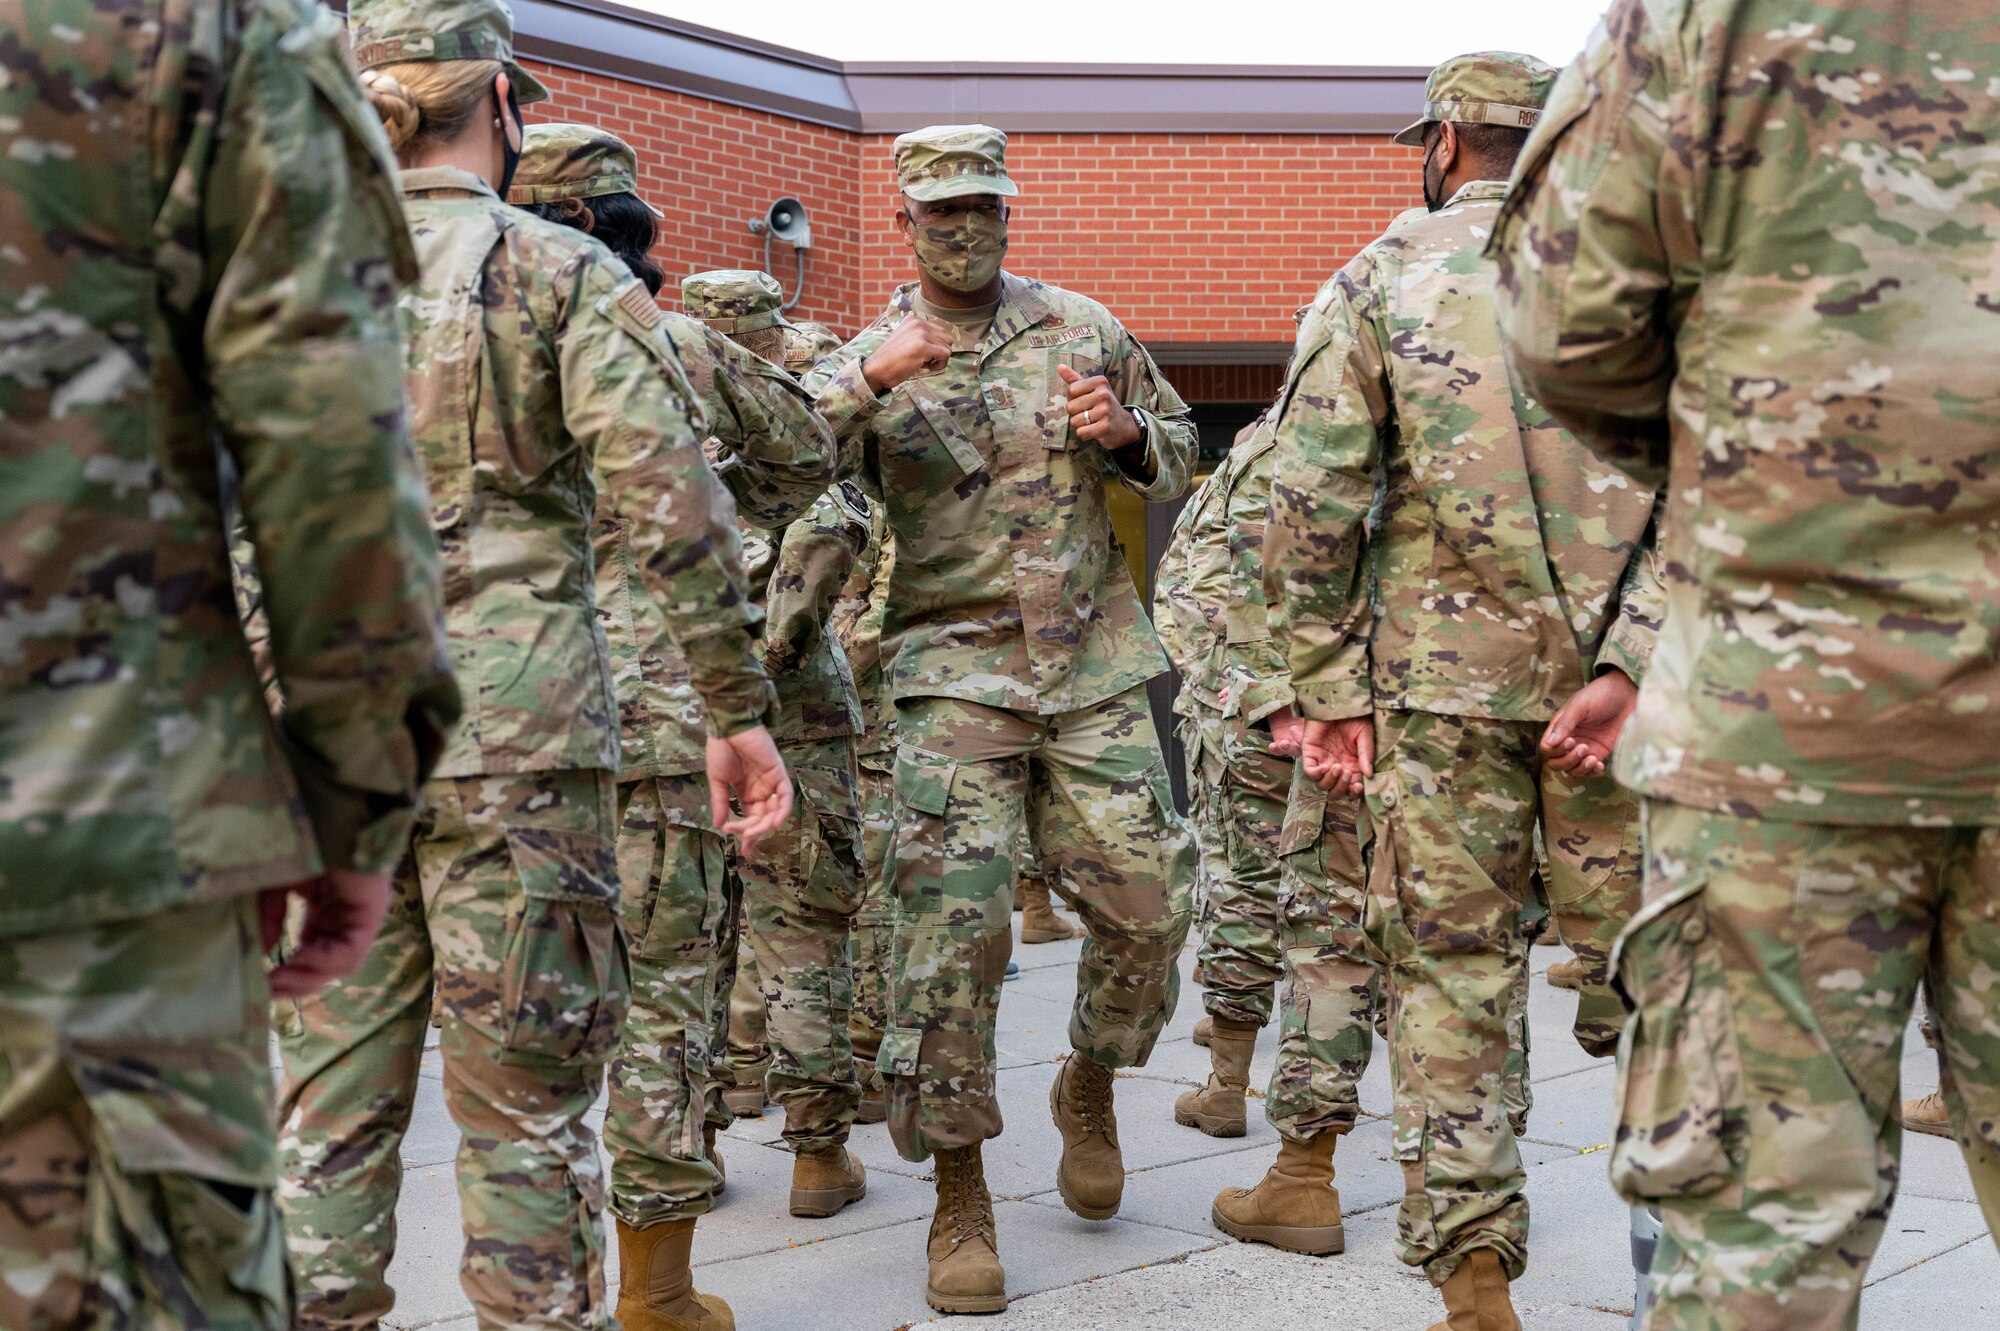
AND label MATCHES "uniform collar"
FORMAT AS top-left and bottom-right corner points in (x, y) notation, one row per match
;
(977, 273), (1053, 359)
(891, 272), (1054, 362)
(399, 165), (499, 200)
(1444, 178), (1511, 209)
